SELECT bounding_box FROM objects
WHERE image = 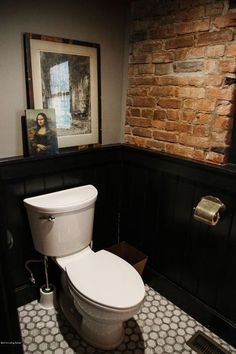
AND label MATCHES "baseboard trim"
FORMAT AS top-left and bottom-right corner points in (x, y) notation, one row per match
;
(15, 283), (39, 308)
